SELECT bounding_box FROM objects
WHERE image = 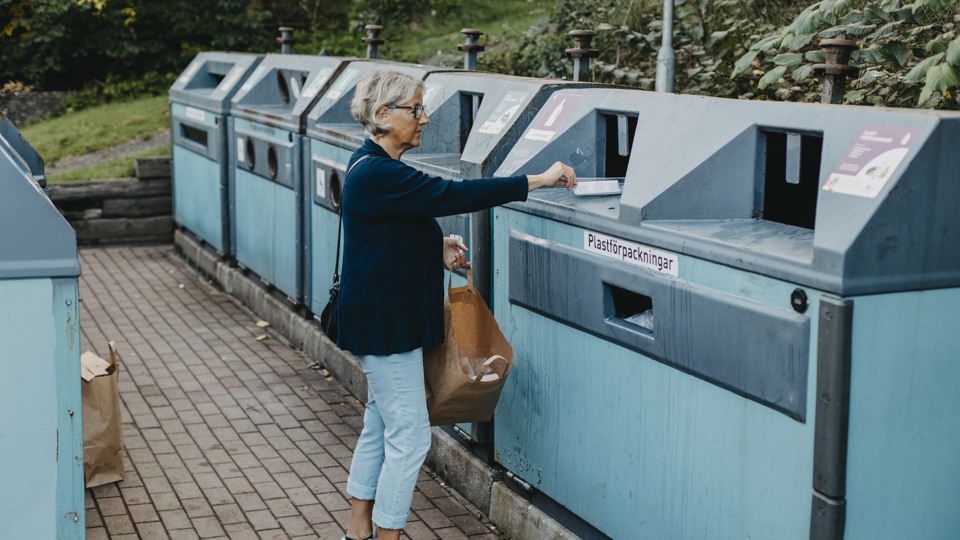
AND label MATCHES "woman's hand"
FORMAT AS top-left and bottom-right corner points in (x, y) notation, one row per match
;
(443, 235), (470, 271)
(527, 161), (577, 192)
